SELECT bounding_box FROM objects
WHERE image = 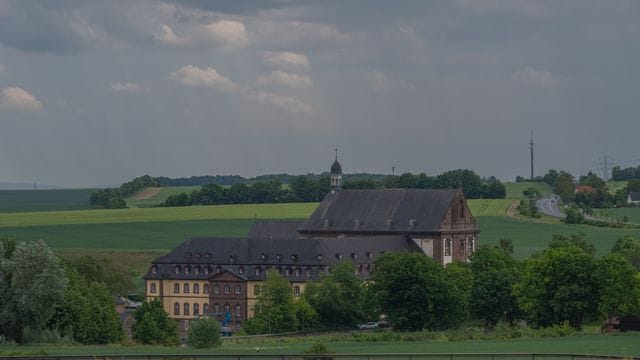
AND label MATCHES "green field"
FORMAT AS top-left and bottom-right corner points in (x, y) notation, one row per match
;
(0, 334), (638, 356)
(597, 207), (640, 224)
(125, 186), (201, 208)
(467, 199), (514, 216)
(0, 189), (96, 213)
(608, 181), (628, 194)
(504, 182), (552, 199)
